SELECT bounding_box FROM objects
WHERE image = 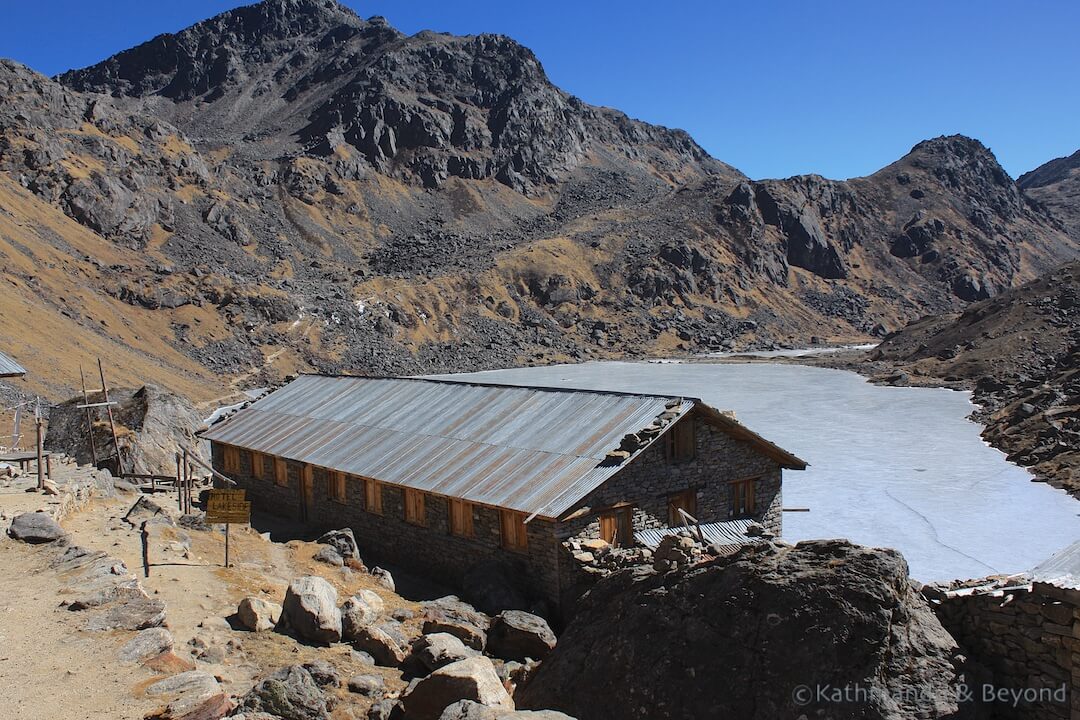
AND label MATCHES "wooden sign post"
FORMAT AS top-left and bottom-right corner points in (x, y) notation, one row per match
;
(205, 489), (251, 568)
